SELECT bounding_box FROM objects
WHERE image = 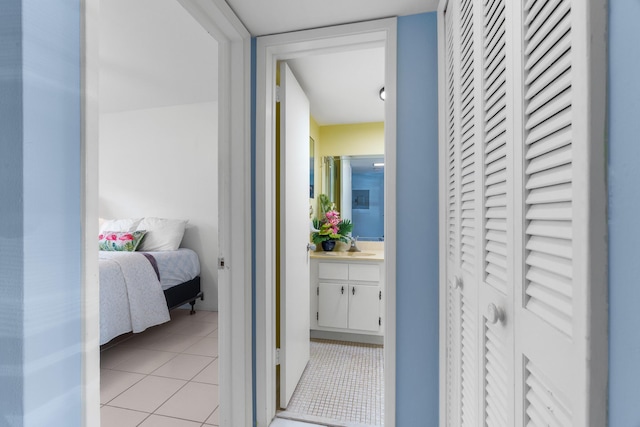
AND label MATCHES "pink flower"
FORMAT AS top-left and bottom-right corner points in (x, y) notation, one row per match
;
(98, 234), (104, 240)
(325, 210), (341, 226)
(118, 233), (134, 241)
(106, 234), (117, 241)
